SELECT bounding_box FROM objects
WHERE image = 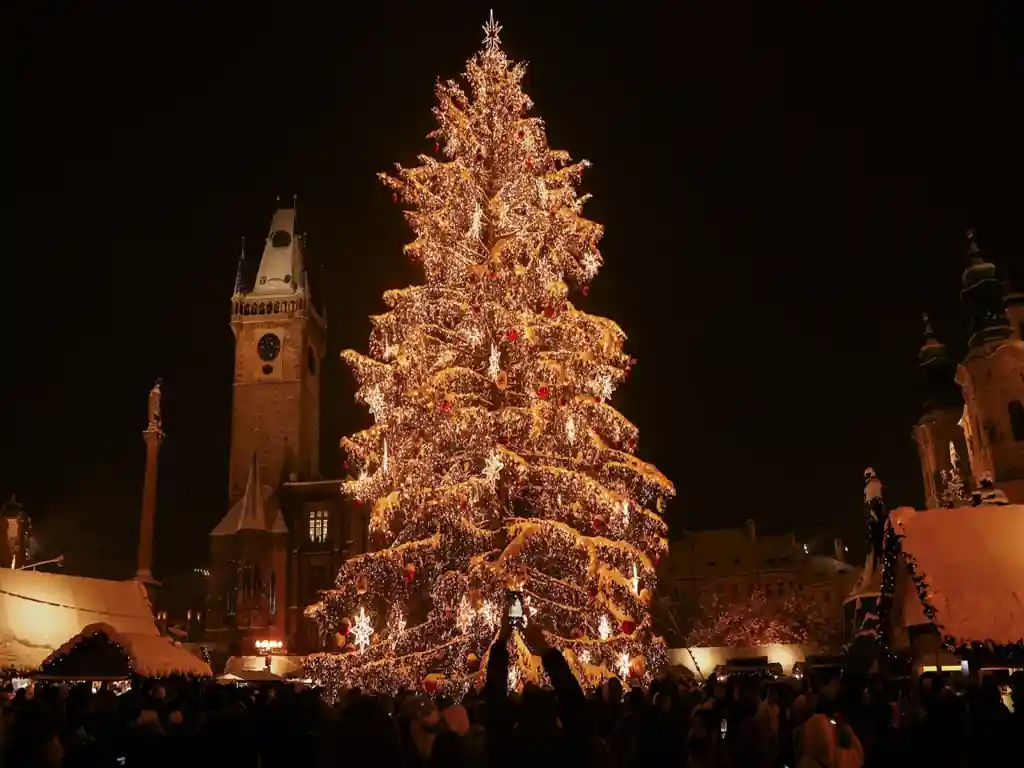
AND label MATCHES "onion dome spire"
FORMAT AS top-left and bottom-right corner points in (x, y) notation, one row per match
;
(918, 312), (960, 412)
(918, 313), (946, 363)
(960, 229), (1012, 347)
